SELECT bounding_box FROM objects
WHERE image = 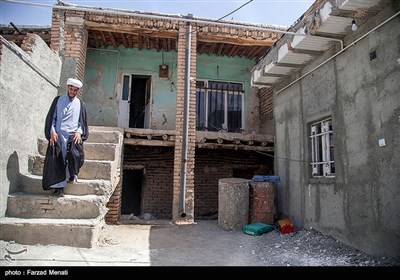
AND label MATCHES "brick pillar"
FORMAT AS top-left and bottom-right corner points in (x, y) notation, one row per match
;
(172, 22), (197, 223)
(105, 180), (122, 224)
(51, 8), (88, 97)
(50, 8), (62, 54)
